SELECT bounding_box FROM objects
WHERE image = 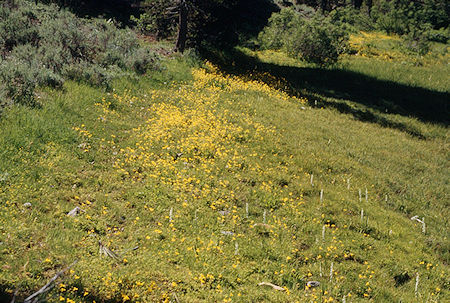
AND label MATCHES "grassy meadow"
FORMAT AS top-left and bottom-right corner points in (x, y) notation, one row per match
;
(0, 32), (449, 303)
